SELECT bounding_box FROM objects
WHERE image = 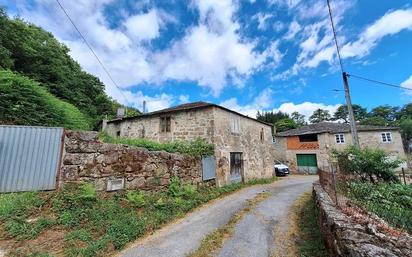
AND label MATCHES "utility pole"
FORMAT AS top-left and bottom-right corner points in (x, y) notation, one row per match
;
(327, 0), (360, 148)
(342, 72), (359, 147)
